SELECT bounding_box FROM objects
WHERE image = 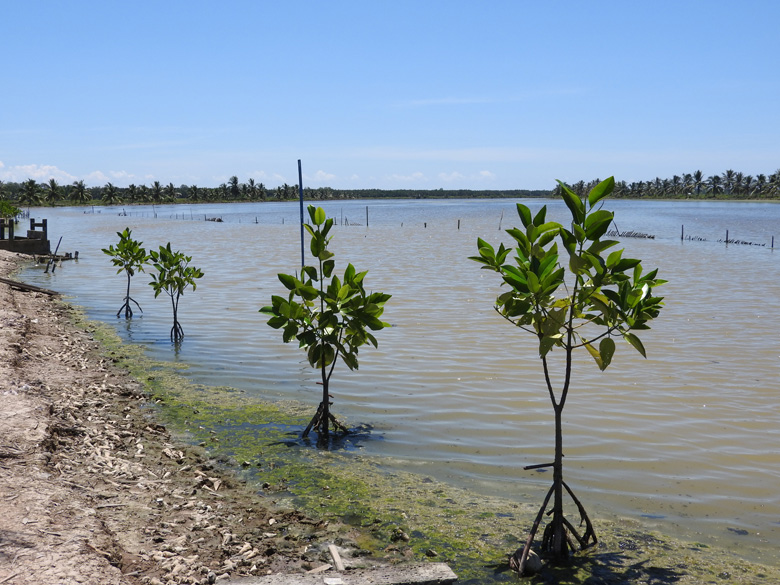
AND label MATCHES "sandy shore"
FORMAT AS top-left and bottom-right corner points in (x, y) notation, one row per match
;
(0, 250), (390, 585)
